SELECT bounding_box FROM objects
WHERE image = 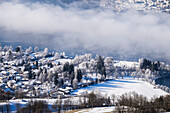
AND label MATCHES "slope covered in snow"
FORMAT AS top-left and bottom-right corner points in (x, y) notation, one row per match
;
(72, 76), (168, 99)
(73, 106), (115, 113)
